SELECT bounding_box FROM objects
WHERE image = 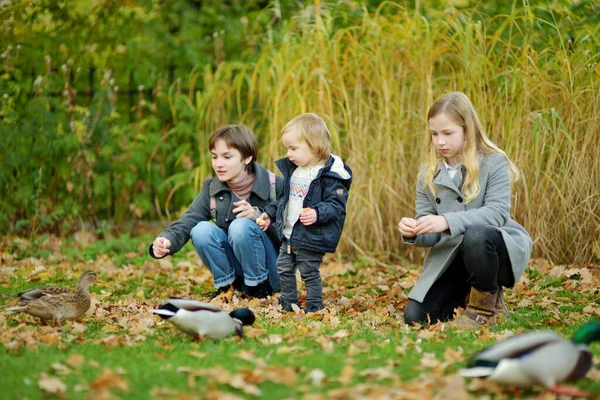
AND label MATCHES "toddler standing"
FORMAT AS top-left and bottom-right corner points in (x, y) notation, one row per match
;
(259, 113), (352, 313)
